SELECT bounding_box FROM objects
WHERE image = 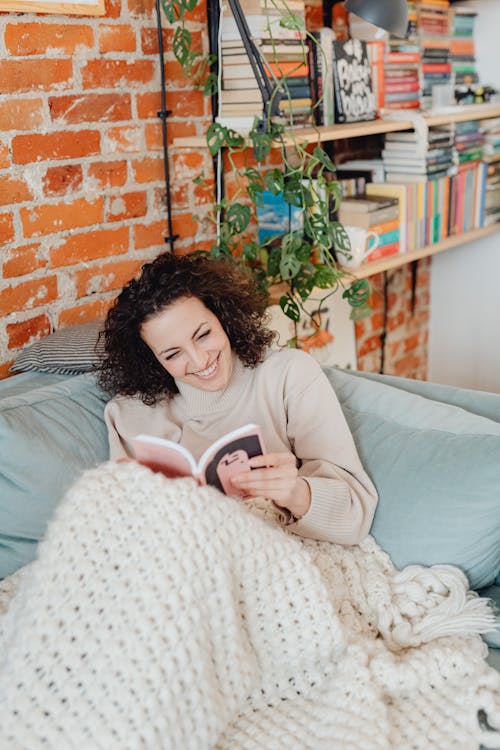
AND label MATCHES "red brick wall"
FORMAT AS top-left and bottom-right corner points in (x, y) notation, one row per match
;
(0, 0), (429, 381)
(0, 0), (215, 377)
